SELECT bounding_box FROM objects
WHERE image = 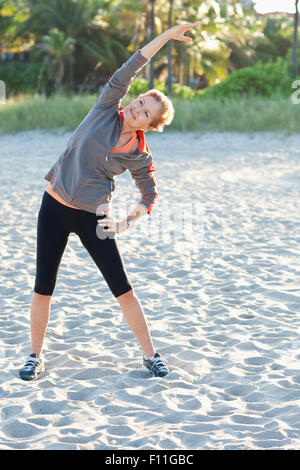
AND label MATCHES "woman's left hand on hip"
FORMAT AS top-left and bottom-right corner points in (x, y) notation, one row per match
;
(97, 216), (128, 234)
